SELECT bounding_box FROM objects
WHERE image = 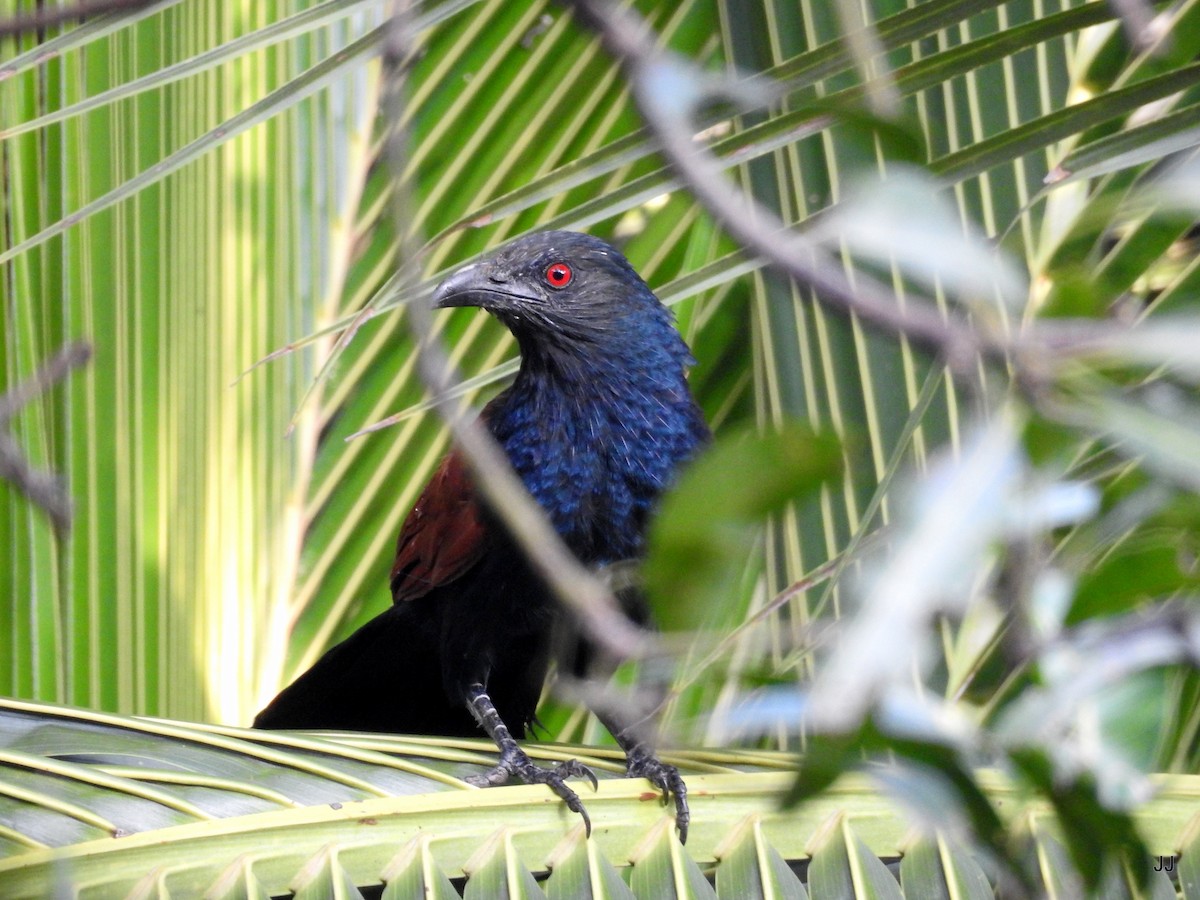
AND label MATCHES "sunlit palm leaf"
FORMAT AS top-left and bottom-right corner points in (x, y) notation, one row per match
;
(0, 0), (385, 724)
(0, 700), (1195, 898)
